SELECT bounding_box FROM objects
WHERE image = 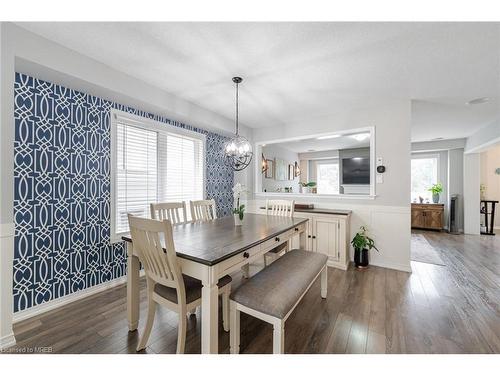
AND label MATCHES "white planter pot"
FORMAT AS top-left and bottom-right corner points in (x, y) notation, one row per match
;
(234, 214), (244, 226)
(301, 187), (311, 194)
